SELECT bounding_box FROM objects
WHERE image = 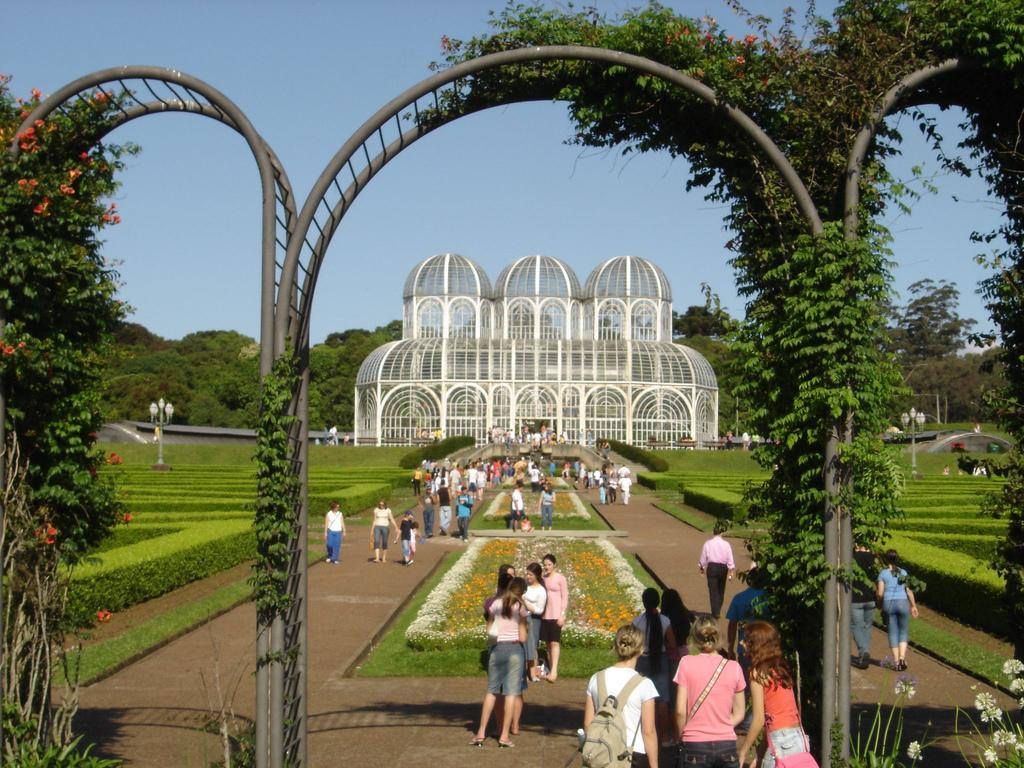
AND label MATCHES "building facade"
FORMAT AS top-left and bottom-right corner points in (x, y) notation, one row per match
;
(354, 253), (719, 446)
